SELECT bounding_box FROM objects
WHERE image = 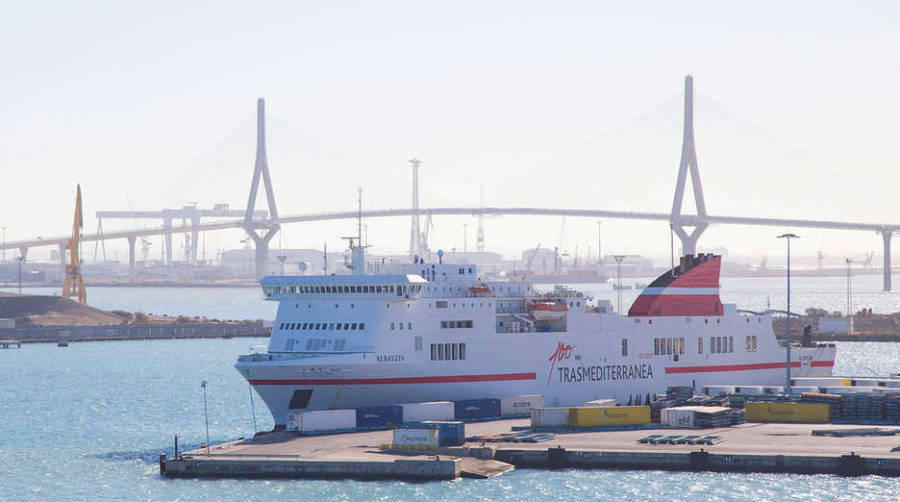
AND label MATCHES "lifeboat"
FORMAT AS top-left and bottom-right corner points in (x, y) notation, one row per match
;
(528, 300), (568, 320)
(469, 285), (494, 297)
